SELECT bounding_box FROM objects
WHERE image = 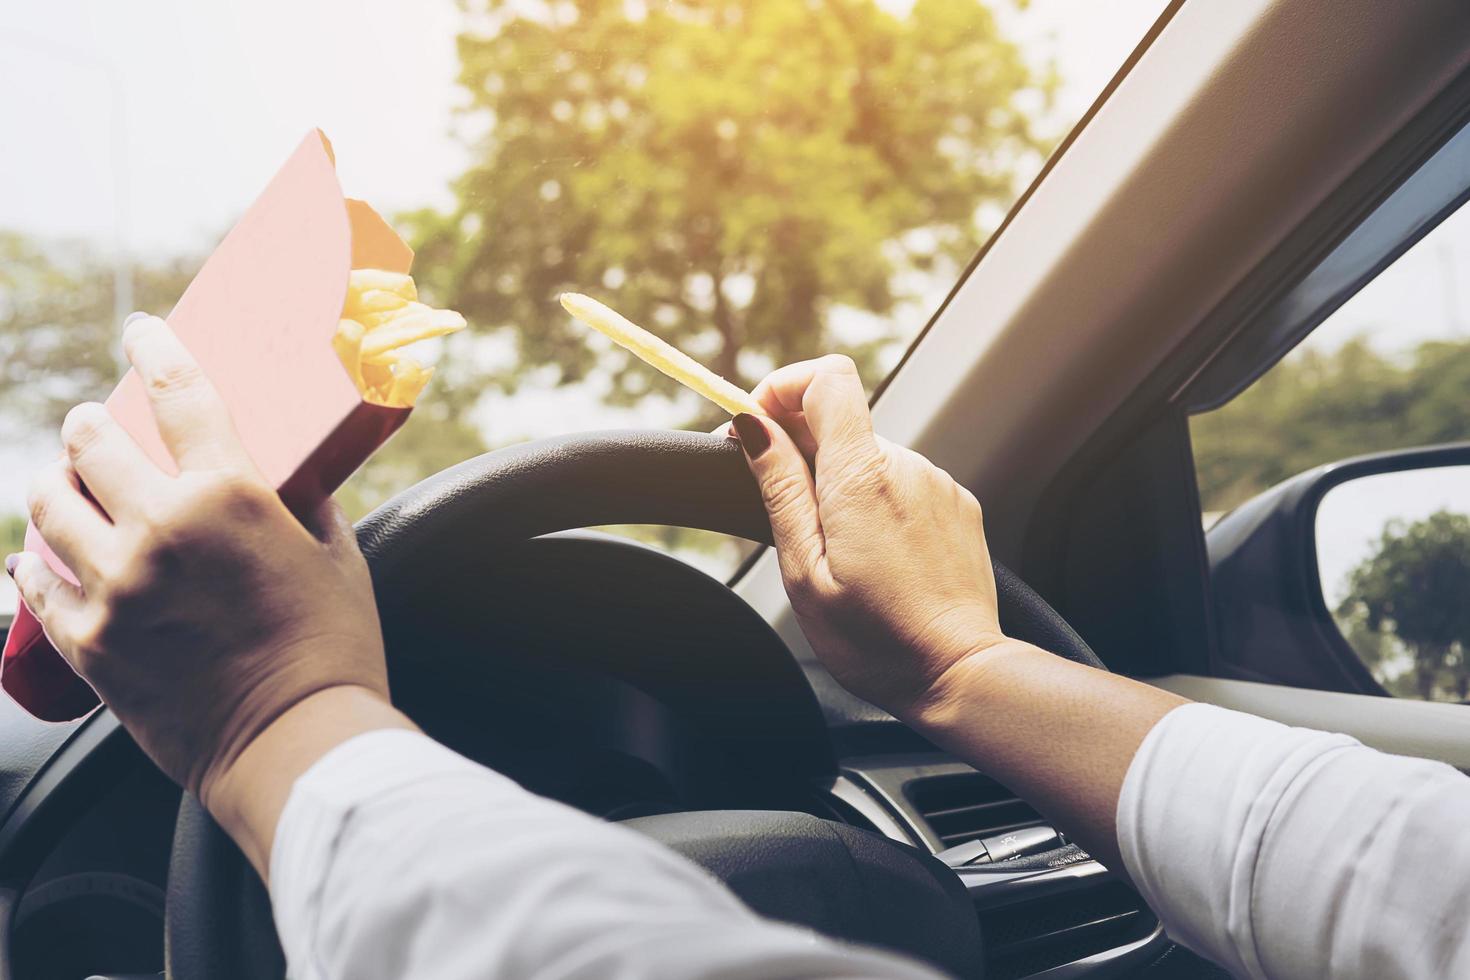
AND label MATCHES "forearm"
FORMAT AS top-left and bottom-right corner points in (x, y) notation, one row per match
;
(907, 640), (1187, 871)
(203, 685), (417, 880)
